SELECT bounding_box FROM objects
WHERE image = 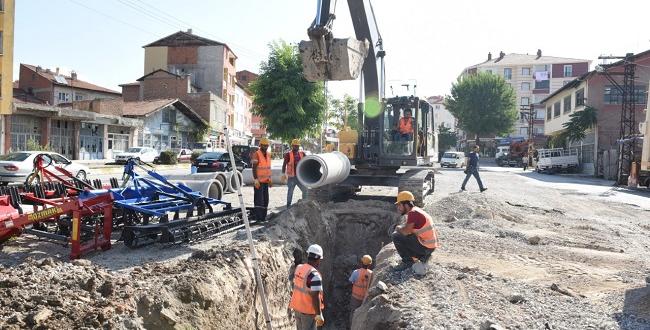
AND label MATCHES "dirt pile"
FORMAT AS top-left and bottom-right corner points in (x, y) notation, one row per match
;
(351, 192), (650, 329)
